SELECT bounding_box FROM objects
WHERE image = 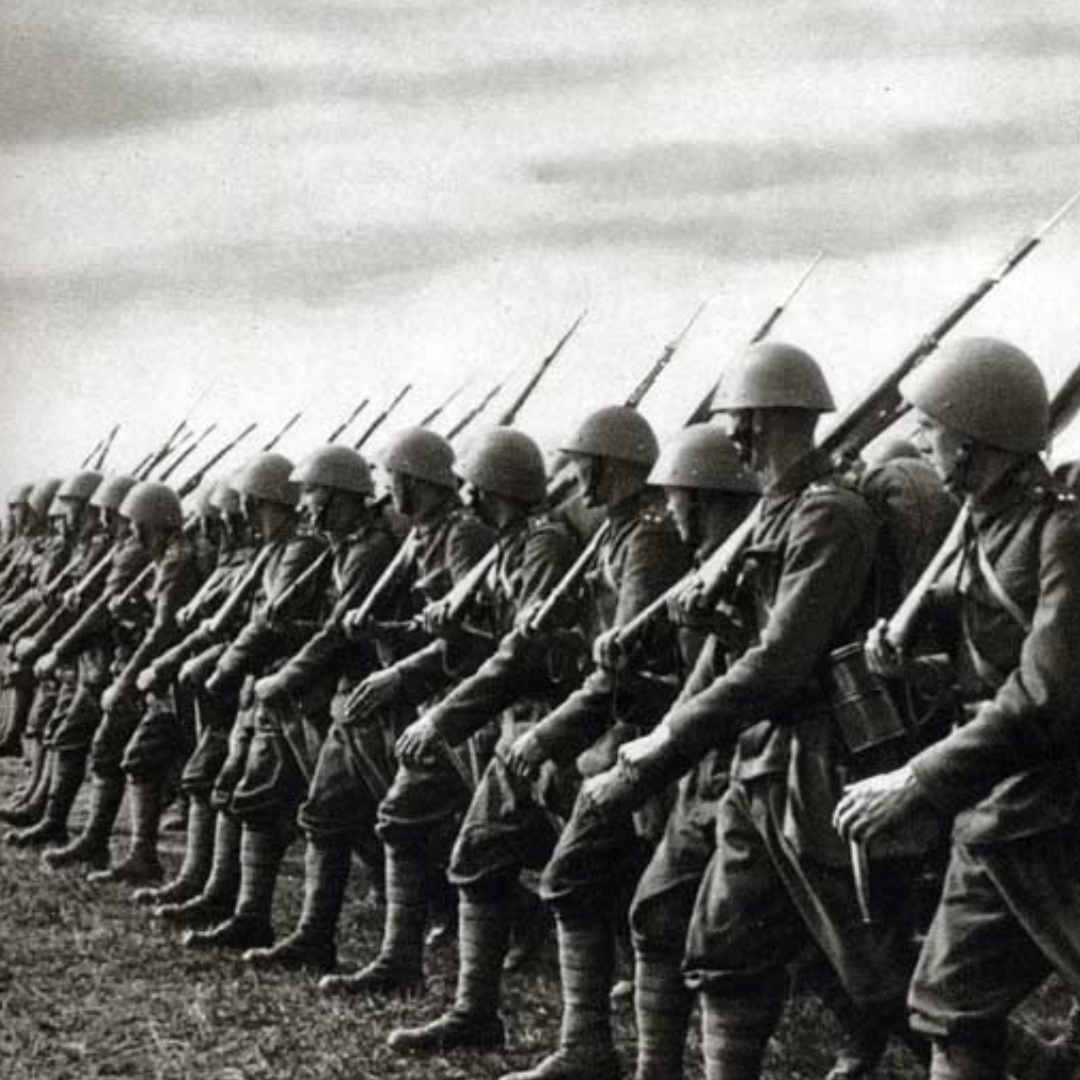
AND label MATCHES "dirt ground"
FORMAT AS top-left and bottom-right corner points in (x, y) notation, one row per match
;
(0, 755), (1069, 1079)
